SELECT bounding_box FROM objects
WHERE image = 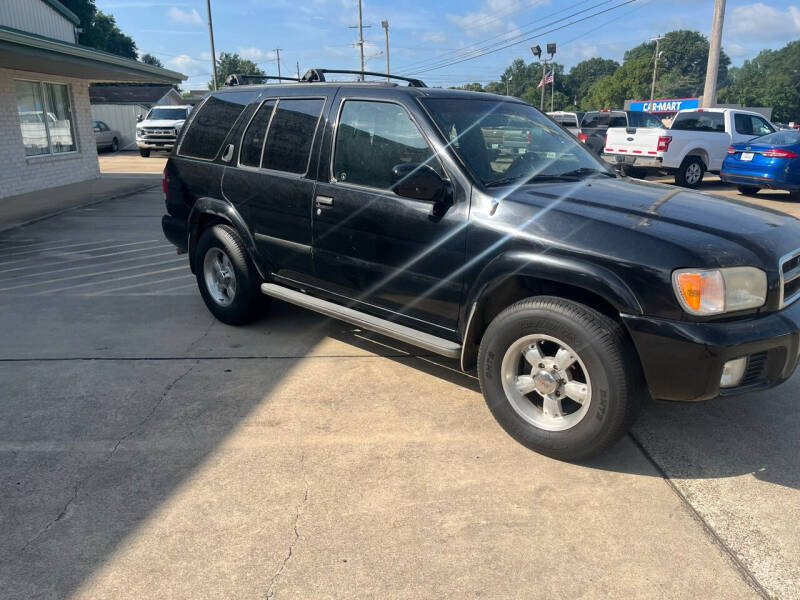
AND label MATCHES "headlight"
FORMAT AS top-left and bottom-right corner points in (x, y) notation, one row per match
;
(673, 267), (767, 315)
(135, 128), (143, 138)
